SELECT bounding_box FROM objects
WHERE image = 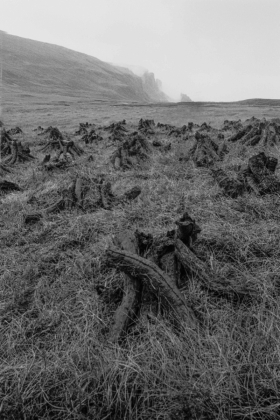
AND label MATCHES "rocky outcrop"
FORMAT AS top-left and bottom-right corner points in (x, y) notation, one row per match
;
(141, 72), (169, 102)
(180, 93), (192, 102)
